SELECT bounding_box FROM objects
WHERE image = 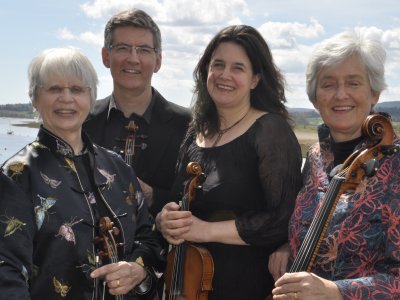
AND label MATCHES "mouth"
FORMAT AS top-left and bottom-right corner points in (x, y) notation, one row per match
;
(54, 109), (77, 116)
(332, 105), (354, 112)
(123, 68), (141, 74)
(216, 83), (234, 91)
